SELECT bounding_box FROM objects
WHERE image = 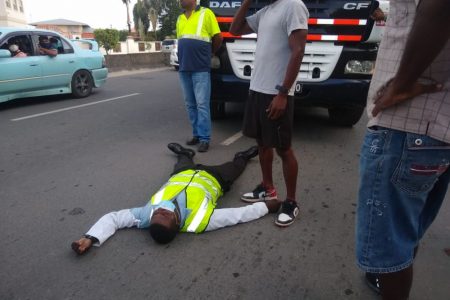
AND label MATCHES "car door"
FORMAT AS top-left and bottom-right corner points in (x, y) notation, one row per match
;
(0, 33), (42, 99)
(34, 34), (79, 90)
